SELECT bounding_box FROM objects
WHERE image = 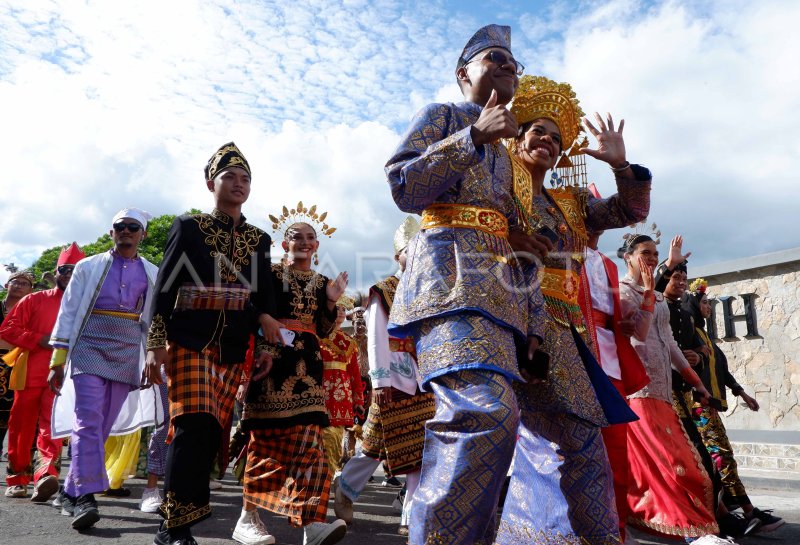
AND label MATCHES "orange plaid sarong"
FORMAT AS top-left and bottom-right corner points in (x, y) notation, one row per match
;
(165, 343), (242, 442)
(244, 424), (330, 526)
